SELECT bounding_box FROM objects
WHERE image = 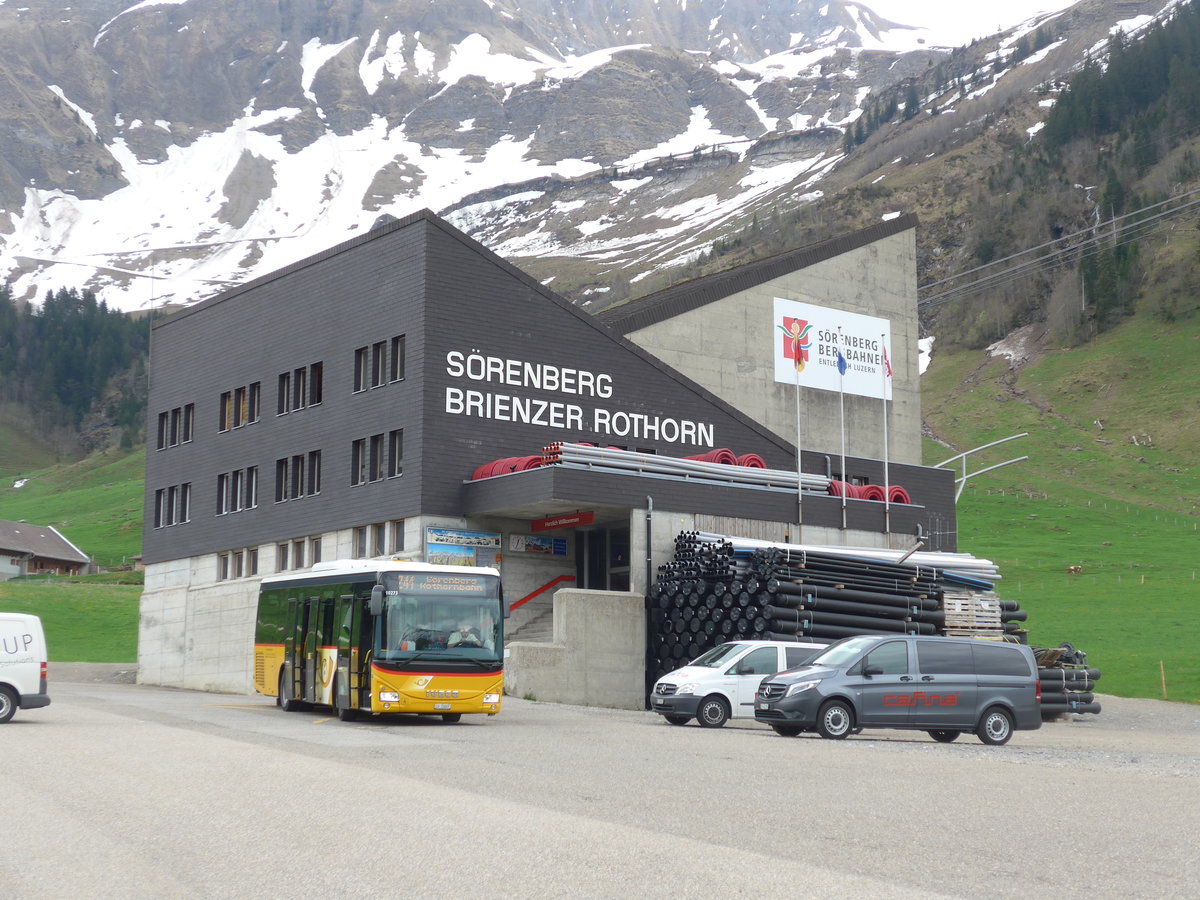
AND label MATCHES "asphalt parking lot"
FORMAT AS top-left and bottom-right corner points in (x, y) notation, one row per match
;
(3, 669), (1198, 899)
